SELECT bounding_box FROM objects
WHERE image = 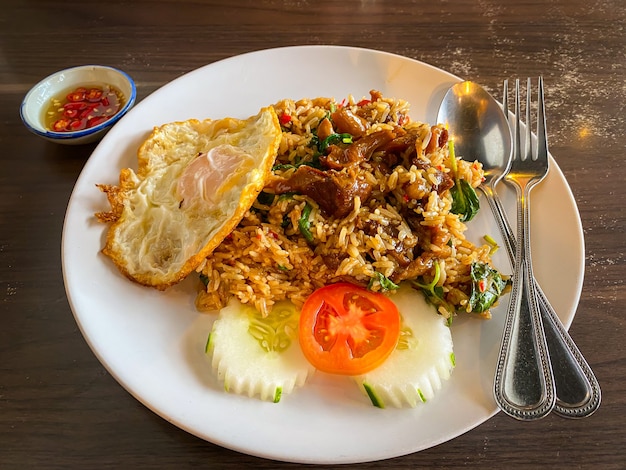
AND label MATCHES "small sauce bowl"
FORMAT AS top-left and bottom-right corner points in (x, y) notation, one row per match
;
(20, 65), (137, 145)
